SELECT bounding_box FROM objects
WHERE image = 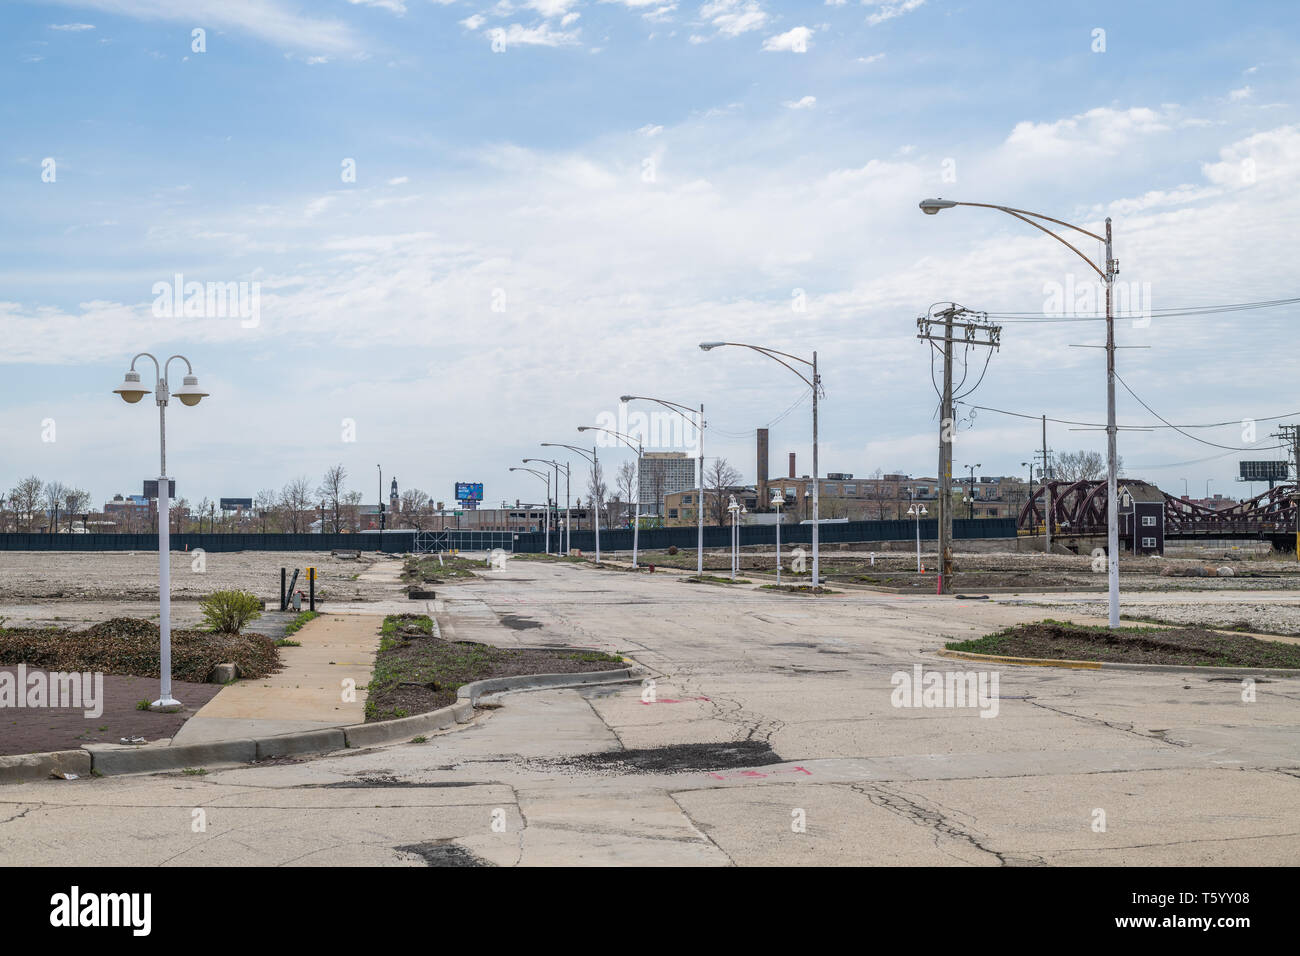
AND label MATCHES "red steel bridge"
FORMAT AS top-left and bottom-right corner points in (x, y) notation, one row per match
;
(1018, 480), (1298, 539)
